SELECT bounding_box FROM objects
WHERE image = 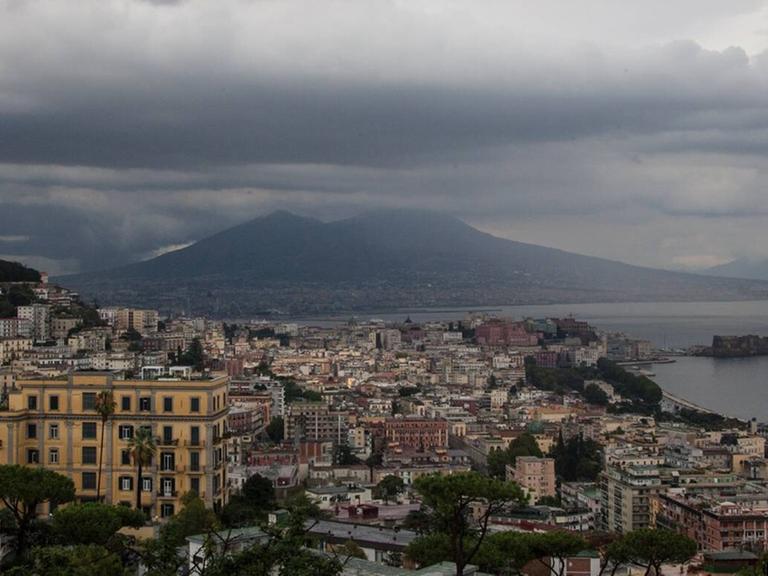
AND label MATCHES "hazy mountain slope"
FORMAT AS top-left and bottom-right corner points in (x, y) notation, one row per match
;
(707, 259), (768, 281)
(60, 209), (768, 316)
